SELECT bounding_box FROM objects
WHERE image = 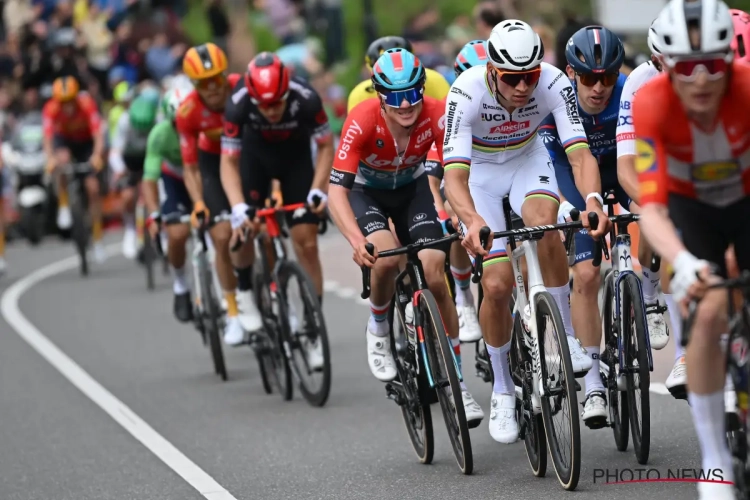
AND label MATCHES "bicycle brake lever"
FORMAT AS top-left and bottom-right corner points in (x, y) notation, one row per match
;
(361, 243), (375, 299)
(472, 226), (491, 283)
